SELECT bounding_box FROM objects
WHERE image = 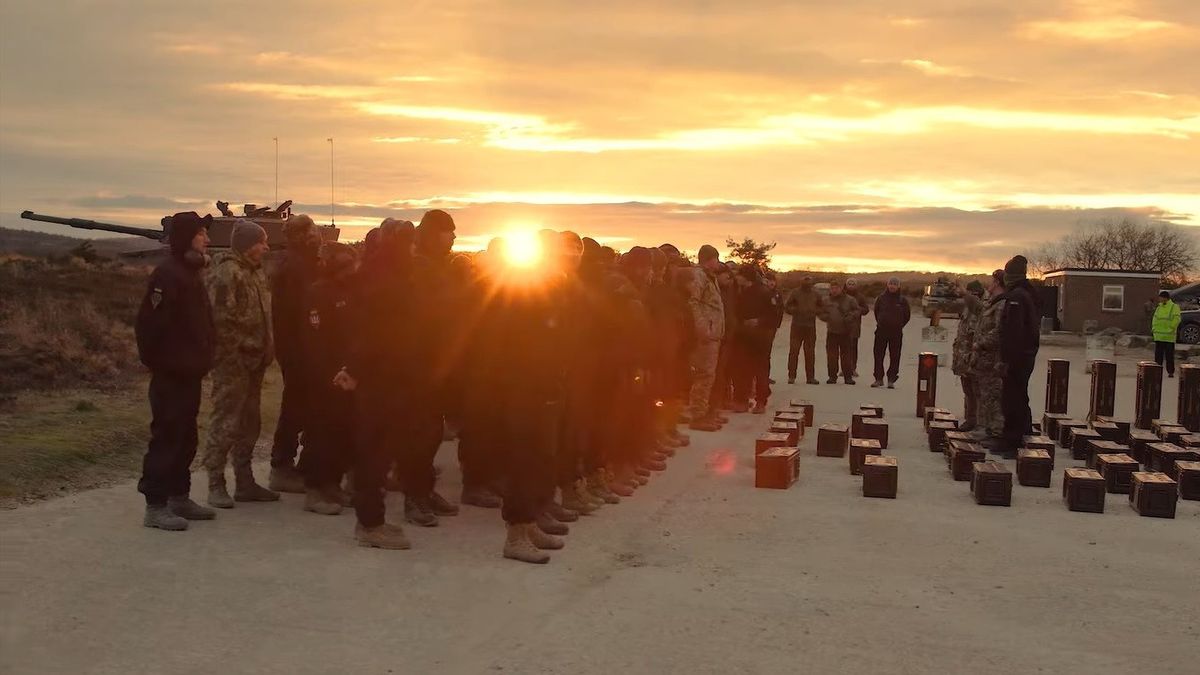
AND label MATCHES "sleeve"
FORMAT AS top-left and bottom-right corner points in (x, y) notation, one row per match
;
(1171, 303), (1182, 331)
(783, 290), (798, 315)
(873, 295), (883, 317)
(134, 269), (176, 369)
(271, 268), (299, 365)
(207, 267), (251, 344)
(901, 296), (912, 327)
(816, 297), (830, 323)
